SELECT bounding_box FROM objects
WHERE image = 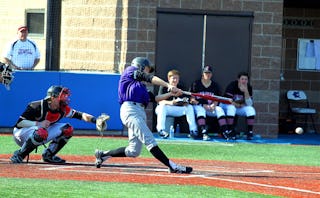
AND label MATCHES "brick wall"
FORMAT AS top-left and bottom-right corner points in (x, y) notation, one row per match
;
(126, 0), (283, 138)
(281, 7), (320, 132)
